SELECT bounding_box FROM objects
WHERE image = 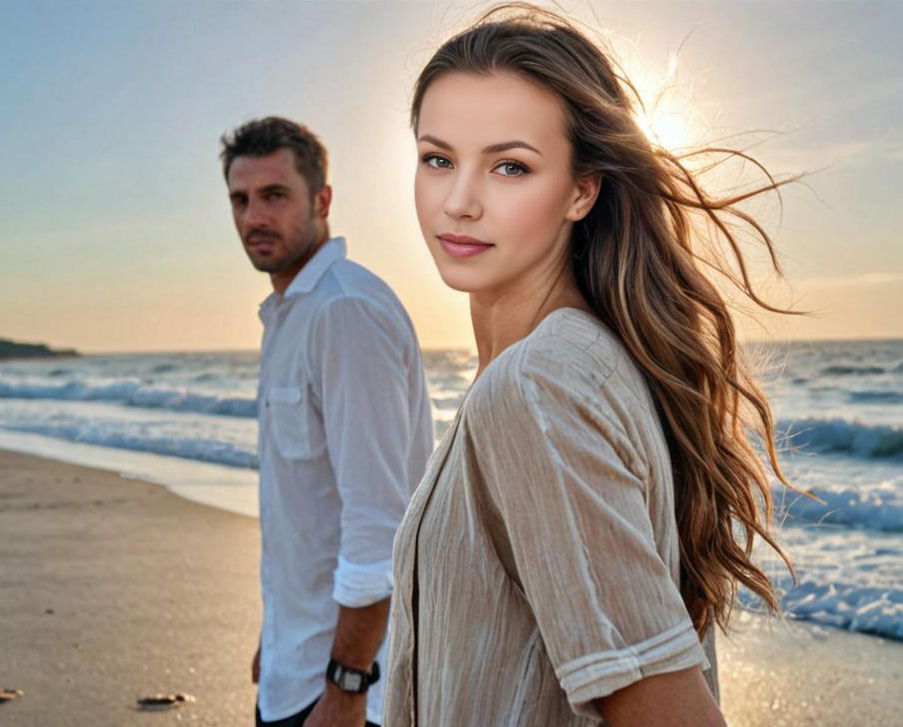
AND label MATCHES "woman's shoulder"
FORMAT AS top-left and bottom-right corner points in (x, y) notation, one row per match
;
(491, 308), (642, 389)
(531, 306), (632, 371)
(469, 308), (654, 422)
(464, 307), (661, 481)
